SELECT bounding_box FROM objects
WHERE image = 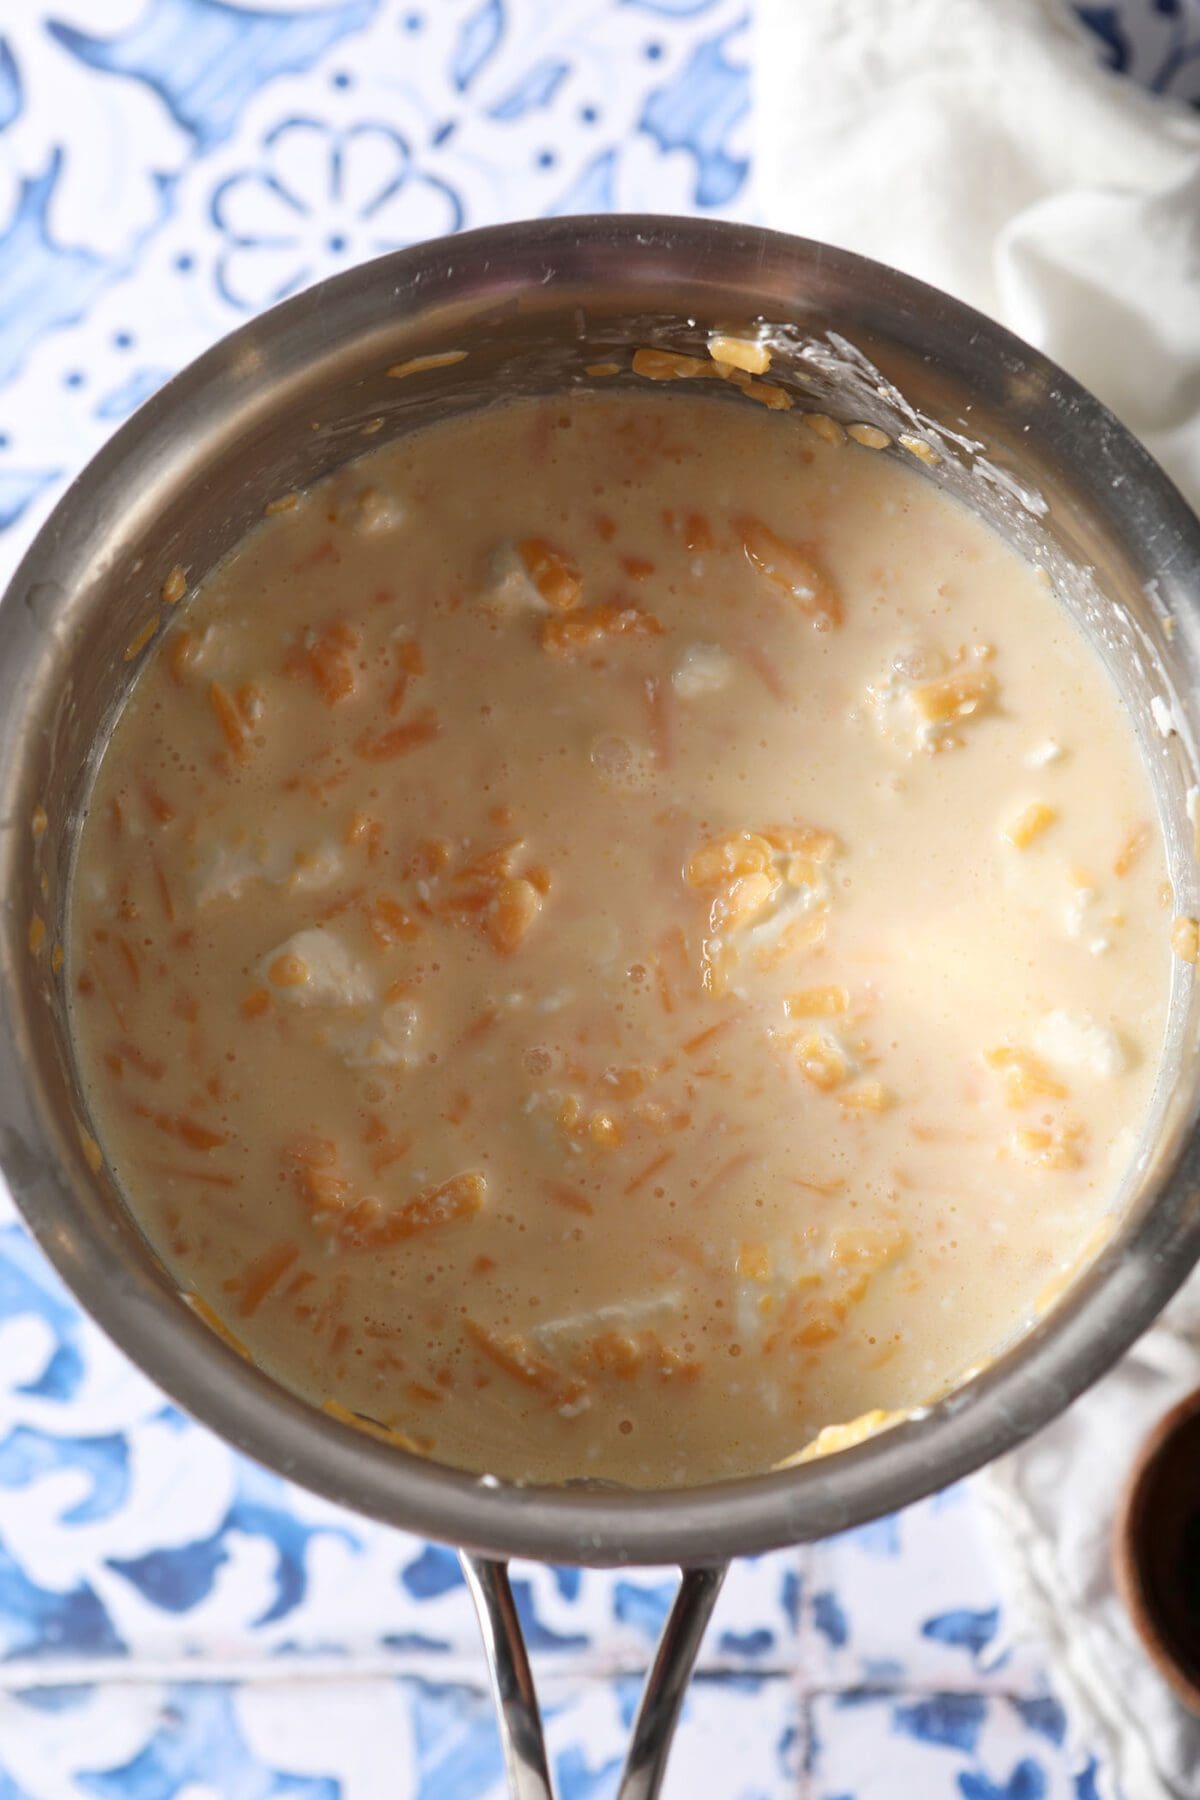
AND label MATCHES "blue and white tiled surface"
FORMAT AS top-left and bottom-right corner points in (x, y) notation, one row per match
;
(2, 4), (1199, 1795)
